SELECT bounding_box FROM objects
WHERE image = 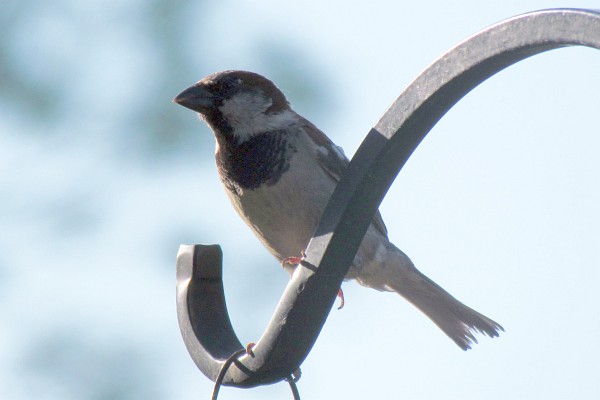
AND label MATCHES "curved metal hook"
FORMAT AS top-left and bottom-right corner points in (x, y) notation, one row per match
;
(176, 8), (600, 388)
